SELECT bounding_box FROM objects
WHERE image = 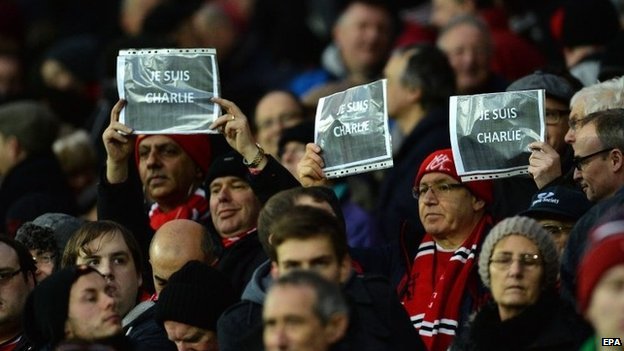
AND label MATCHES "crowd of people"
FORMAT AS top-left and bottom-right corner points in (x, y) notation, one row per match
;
(1, 0), (624, 350)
